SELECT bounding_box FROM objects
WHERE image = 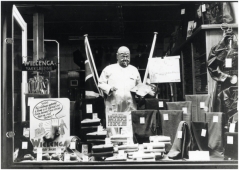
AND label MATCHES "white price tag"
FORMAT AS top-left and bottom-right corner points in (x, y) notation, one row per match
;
(147, 145), (153, 150)
(229, 123), (236, 133)
(22, 142), (28, 149)
(28, 97), (34, 106)
(200, 102), (205, 108)
(158, 101), (164, 108)
(182, 107), (187, 114)
(189, 151), (210, 160)
(23, 127), (30, 138)
(56, 148), (62, 154)
(82, 144), (88, 155)
(118, 150), (125, 158)
(201, 129), (206, 137)
(82, 155), (89, 162)
(105, 138), (111, 145)
(225, 58), (232, 68)
(64, 153), (70, 161)
(37, 148), (43, 161)
(181, 9), (185, 15)
(140, 117), (145, 124)
(177, 131), (182, 139)
(92, 113), (98, 119)
(202, 4), (206, 12)
(163, 114), (169, 120)
(86, 104), (93, 113)
(70, 142), (76, 149)
(97, 126), (103, 132)
(227, 136), (233, 144)
(213, 116), (218, 123)
(137, 157), (143, 161)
